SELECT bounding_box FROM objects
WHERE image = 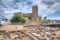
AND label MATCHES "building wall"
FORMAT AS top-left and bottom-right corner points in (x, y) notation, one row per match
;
(23, 13), (32, 17)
